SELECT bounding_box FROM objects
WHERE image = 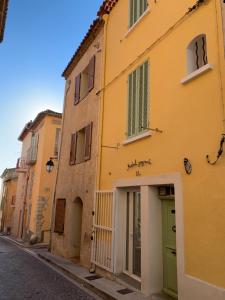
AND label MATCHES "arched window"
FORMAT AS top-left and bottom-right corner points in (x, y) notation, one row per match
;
(187, 34), (208, 74)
